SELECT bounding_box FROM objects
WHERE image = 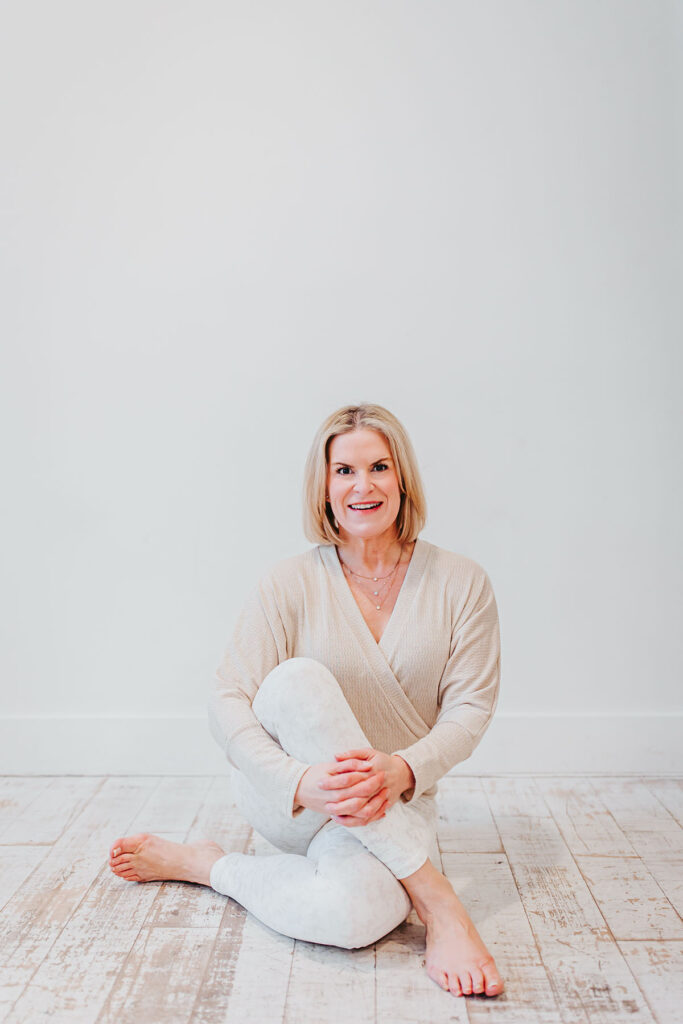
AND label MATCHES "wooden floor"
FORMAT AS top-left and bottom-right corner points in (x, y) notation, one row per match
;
(0, 775), (681, 1024)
